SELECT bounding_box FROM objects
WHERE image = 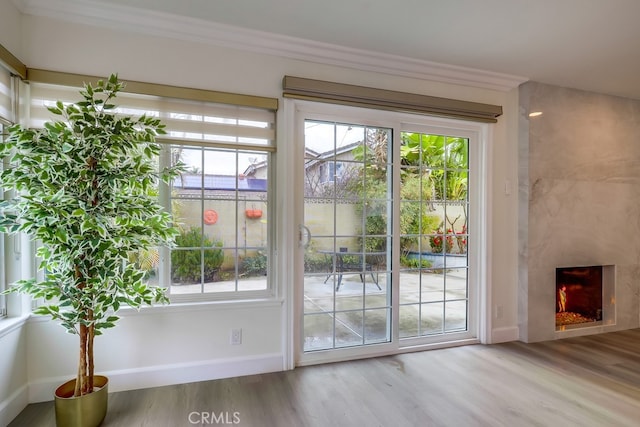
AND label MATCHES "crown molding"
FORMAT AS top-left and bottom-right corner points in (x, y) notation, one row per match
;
(14, 0), (527, 92)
